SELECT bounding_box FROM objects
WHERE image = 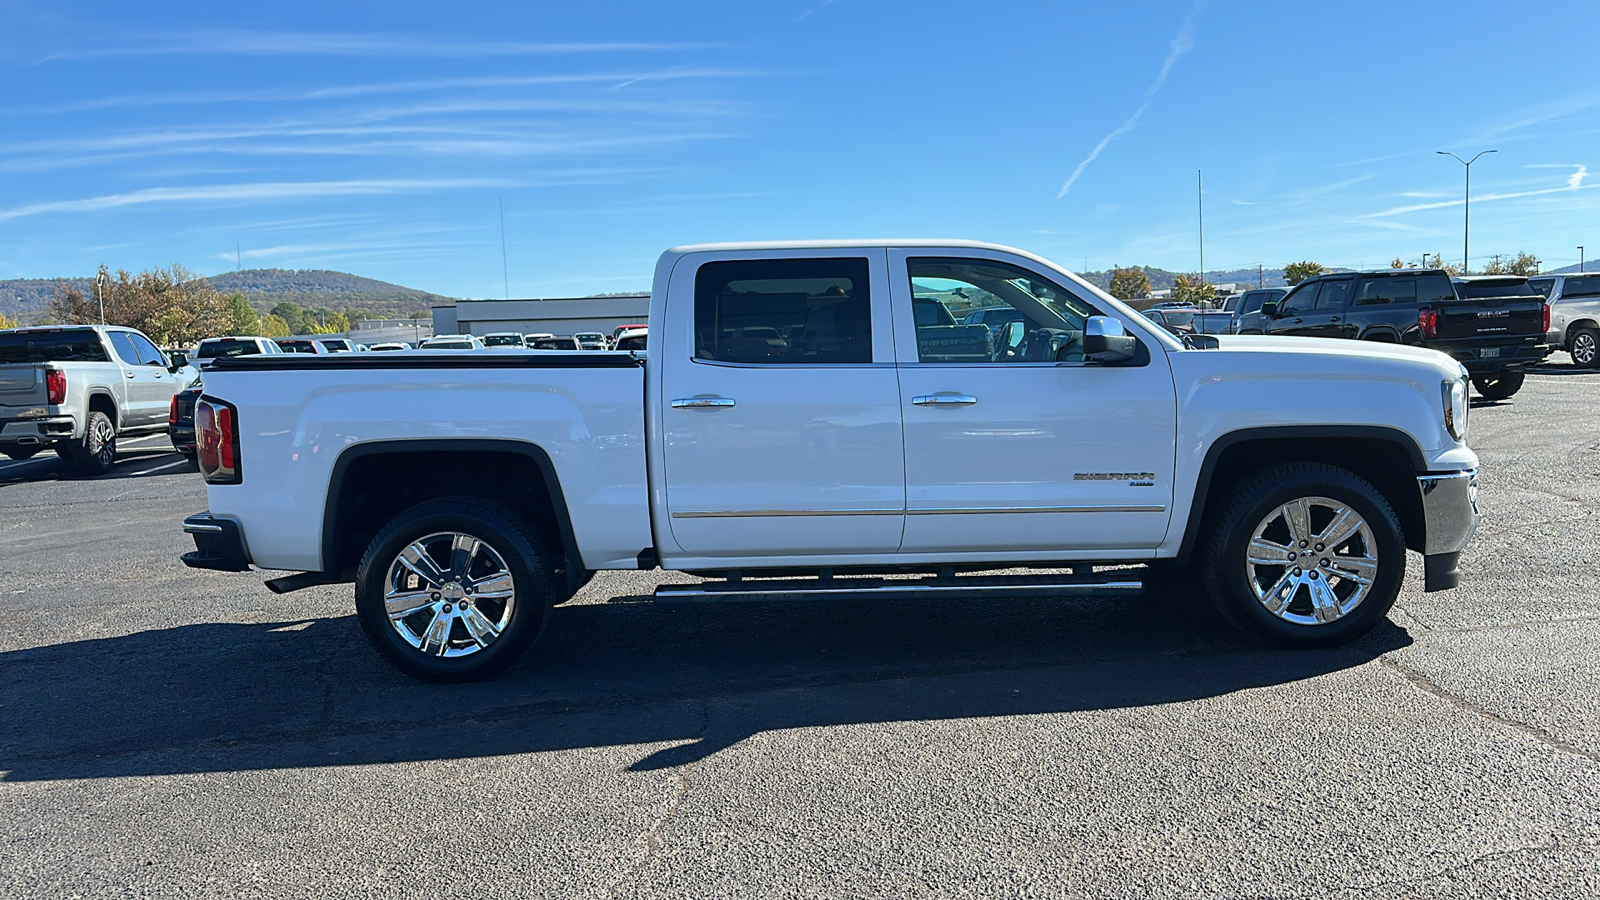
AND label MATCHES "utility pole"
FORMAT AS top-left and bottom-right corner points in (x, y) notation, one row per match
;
(1258, 263), (1263, 288)
(1580, 246), (1586, 273)
(1437, 149), (1496, 274)
(236, 243), (241, 271)
(499, 198), (510, 301)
